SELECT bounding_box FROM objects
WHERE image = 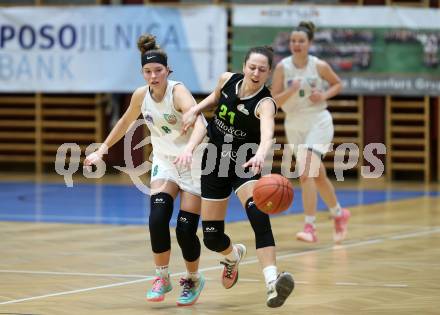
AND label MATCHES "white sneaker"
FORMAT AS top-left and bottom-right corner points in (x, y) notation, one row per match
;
(266, 272), (294, 308)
